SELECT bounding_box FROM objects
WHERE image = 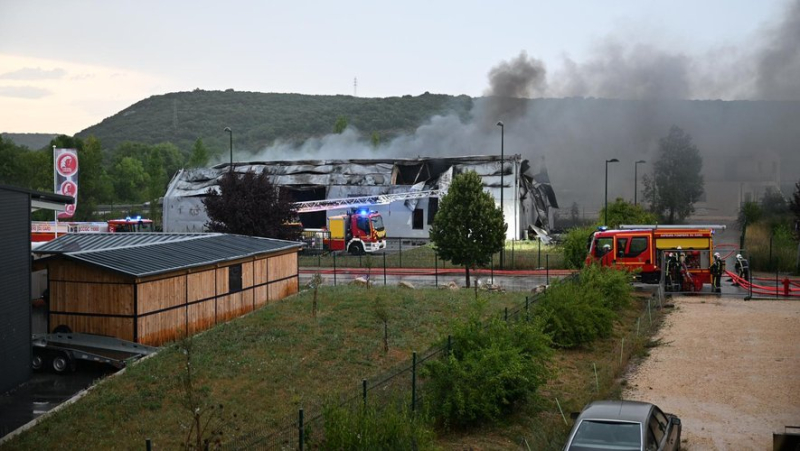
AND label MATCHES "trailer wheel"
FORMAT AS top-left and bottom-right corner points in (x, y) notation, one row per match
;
(53, 325), (72, 334)
(349, 242), (365, 255)
(32, 353), (44, 371)
(52, 353), (72, 373)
